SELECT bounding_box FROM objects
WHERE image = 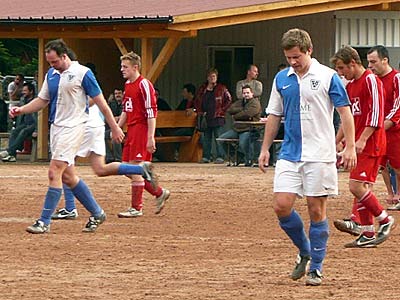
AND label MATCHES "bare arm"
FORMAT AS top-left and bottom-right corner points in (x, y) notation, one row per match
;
(92, 93), (124, 143)
(9, 97), (48, 118)
(336, 106), (356, 170)
(147, 117), (156, 154)
(258, 114), (281, 172)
